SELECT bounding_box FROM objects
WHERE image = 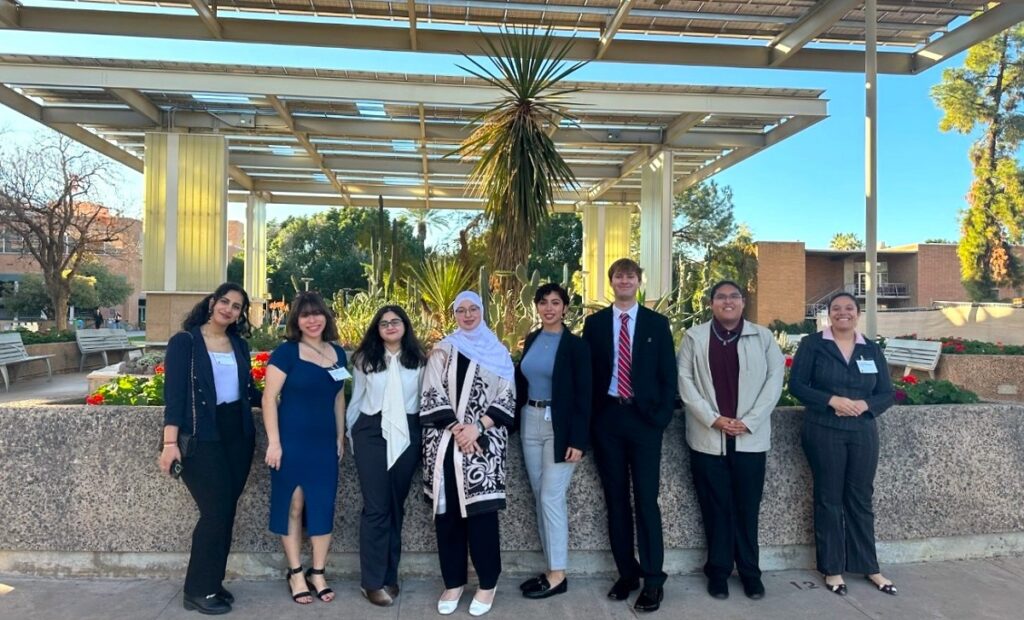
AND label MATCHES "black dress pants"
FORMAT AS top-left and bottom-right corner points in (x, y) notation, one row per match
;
(352, 412), (421, 590)
(800, 420), (880, 576)
(180, 402), (254, 597)
(434, 442), (502, 590)
(591, 401), (667, 588)
(690, 439), (766, 582)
